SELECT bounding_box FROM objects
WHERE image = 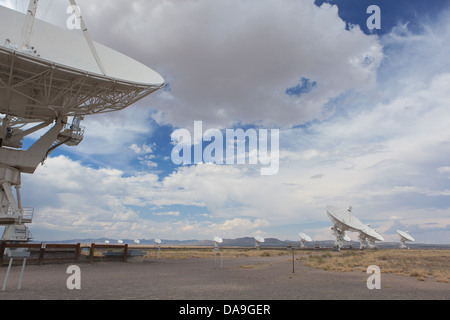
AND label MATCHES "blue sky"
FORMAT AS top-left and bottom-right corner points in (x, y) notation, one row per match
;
(2, 0), (450, 244)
